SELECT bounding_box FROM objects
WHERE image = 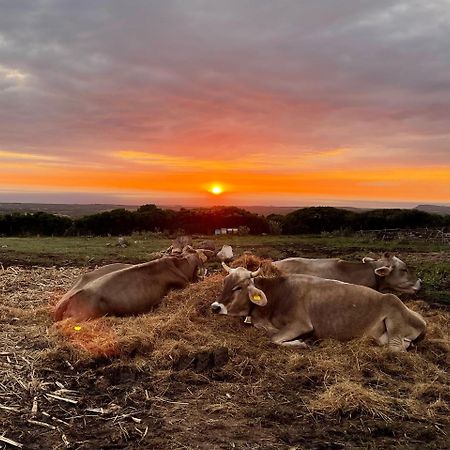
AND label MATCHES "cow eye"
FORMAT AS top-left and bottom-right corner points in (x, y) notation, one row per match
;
(232, 286), (242, 292)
